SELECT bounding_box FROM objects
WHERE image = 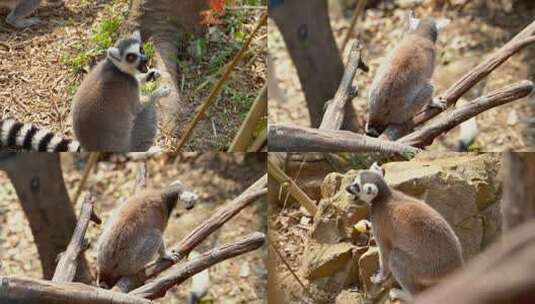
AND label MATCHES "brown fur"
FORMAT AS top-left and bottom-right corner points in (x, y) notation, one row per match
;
(96, 183), (194, 287)
(348, 167), (463, 297)
(72, 59), (141, 152)
(367, 19), (439, 135)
